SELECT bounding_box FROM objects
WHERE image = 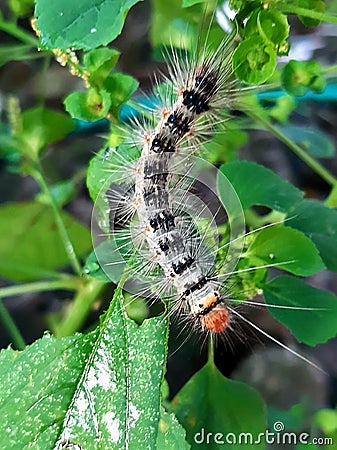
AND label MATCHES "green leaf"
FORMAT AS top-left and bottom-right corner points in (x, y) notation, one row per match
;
(0, 44), (34, 66)
(17, 107), (75, 158)
(233, 35), (276, 84)
(86, 147), (113, 202)
(0, 332), (96, 449)
(0, 288), (168, 448)
(150, 0), (200, 49)
(157, 408), (191, 449)
(64, 89), (111, 121)
(269, 95), (297, 123)
(103, 72), (139, 115)
(257, 9), (289, 52)
(86, 230), (154, 285)
(279, 125), (335, 158)
(281, 60), (326, 97)
(35, 0), (142, 50)
(8, 0), (34, 17)
(36, 180), (76, 207)
(314, 409), (337, 435)
(86, 145), (140, 202)
(229, 0), (250, 11)
(248, 226), (325, 277)
(55, 289), (168, 448)
(202, 121), (248, 164)
(182, 0), (207, 6)
(326, 184), (337, 208)
(268, 404), (307, 432)
(83, 239), (127, 283)
(218, 160), (303, 213)
(297, 0), (325, 27)
(245, 9), (290, 55)
(0, 202), (91, 282)
(83, 246), (111, 282)
(84, 47), (120, 88)
(263, 275), (337, 345)
(171, 362), (266, 449)
(286, 199), (337, 271)
(230, 0), (260, 20)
